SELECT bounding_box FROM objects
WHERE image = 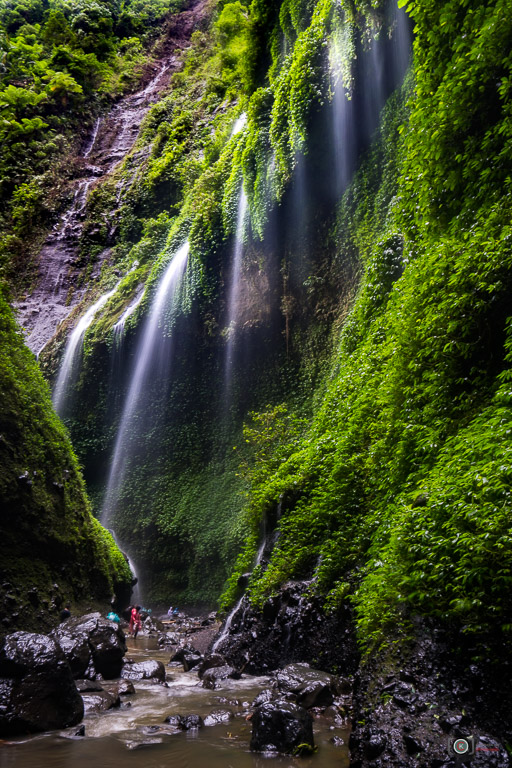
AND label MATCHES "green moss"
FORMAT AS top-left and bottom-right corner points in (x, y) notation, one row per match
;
(0, 281), (131, 632)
